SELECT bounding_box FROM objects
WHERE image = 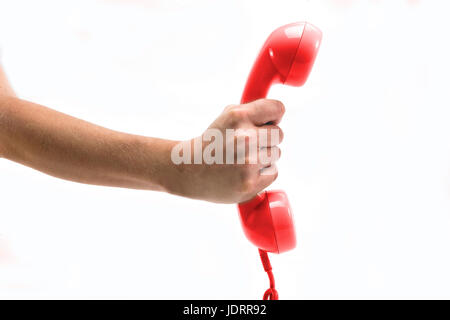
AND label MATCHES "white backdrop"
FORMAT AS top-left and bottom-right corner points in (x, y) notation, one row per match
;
(1, 0), (450, 299)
